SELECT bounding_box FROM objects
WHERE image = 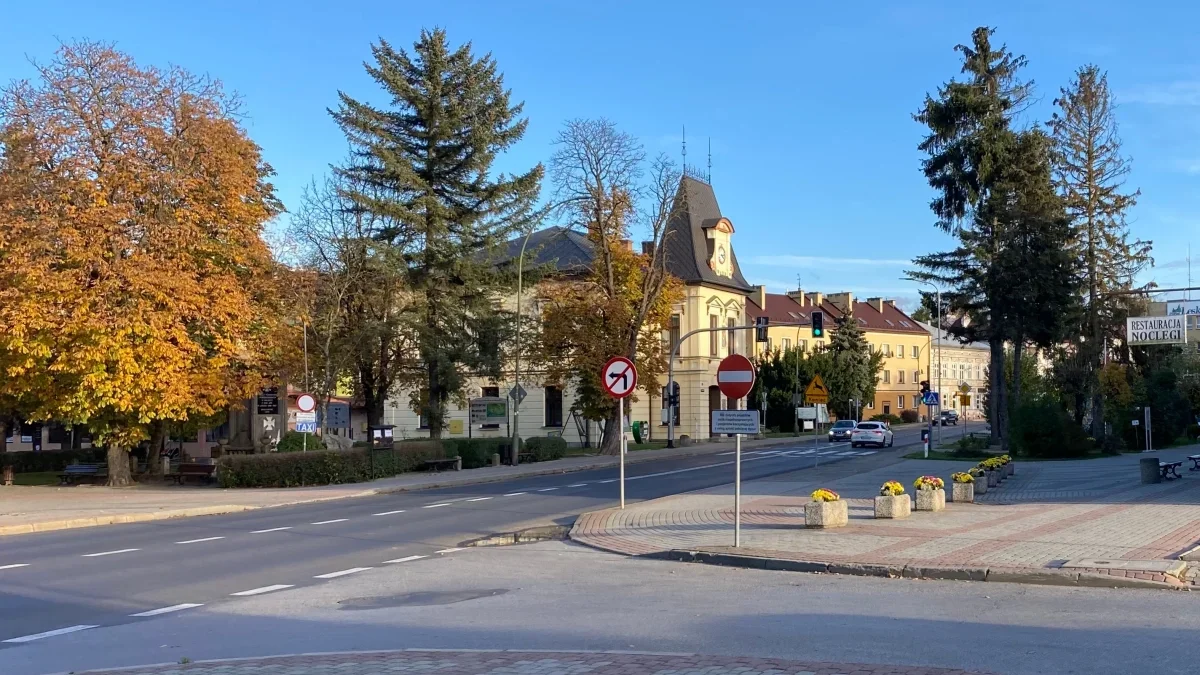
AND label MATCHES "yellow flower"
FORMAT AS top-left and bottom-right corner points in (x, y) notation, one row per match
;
(879, 480), (905, 496)
(914, 475), (945, 491)
(811, 488), (840, 502)
(952, 471), (974, 483)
